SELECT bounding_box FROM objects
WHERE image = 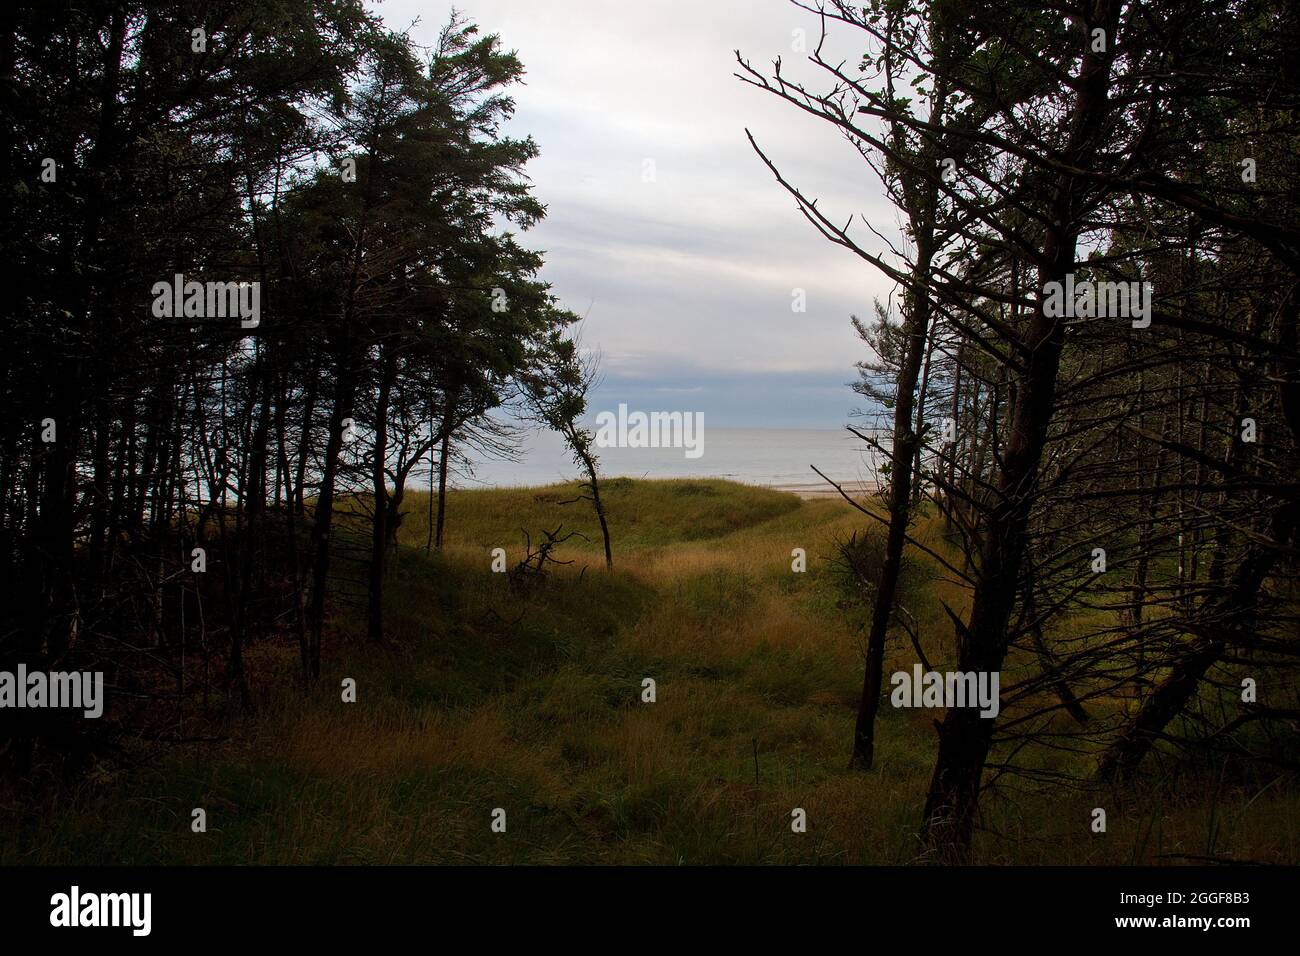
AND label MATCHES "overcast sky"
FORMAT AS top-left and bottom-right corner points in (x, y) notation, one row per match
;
(371, 0), (899, 427)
